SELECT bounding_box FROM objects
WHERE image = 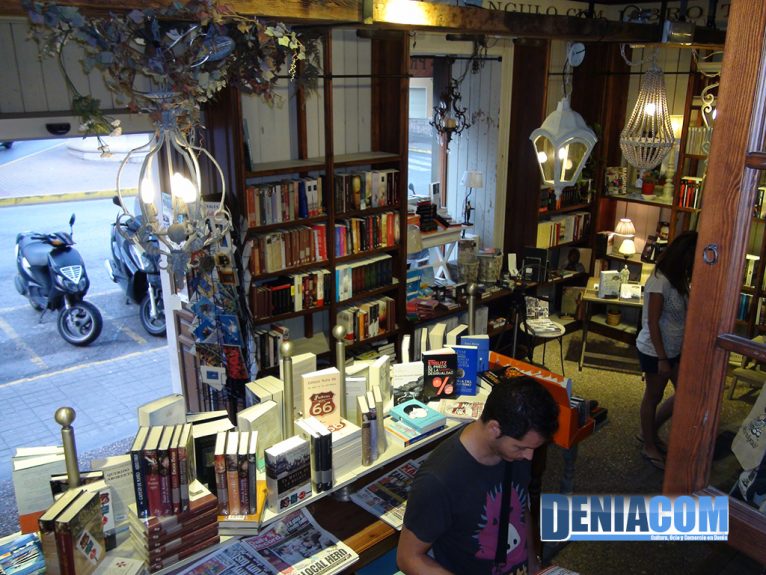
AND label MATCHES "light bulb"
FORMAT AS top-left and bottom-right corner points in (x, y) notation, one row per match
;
(712, 108), (717, 120)
(564, 159), (573, 171)
(171, 172), (197, 204)
(558, 146), (568, 160)
(537, 151), (548, 164)
(140, 178), (155, 204)
(644, 102), (656, 116)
